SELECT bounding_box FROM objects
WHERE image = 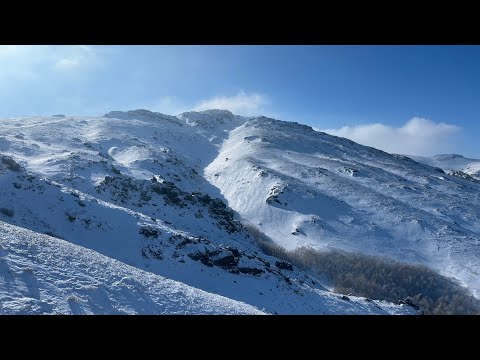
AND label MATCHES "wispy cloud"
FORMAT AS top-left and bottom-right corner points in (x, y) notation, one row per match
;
(321, 117), (462, 156)
(52, 45), (95, 71)
(0, 45), (99, 78)
(54, 58), (81, 70)
(139, 91), (271, 116)
(193, 91), (269, 116)
(0, 46), (105, 117)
